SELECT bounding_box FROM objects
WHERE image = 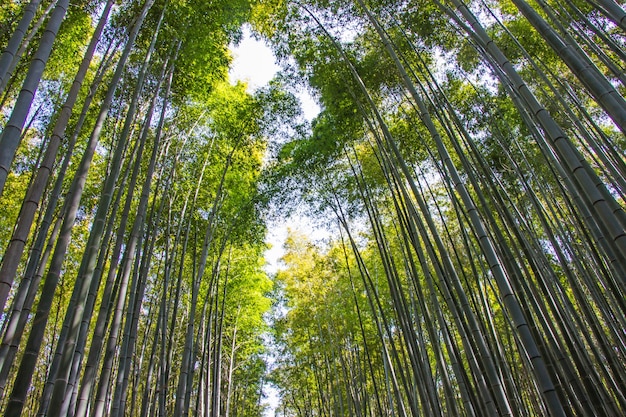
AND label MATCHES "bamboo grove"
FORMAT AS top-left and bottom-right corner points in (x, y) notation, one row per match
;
(0, 0), (624, 417)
